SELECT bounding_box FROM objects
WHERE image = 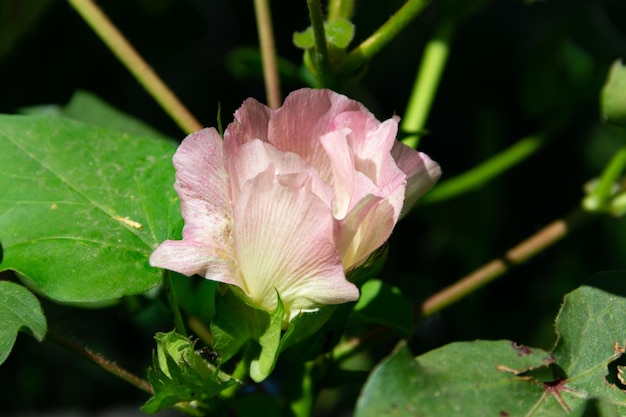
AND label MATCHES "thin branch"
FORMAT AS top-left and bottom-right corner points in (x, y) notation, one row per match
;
(338, 0), (431, 75)
(254, 0), (281, 109)
(48, 330), (154, 394)
(67, 0), (202, 133)
(419, 208), (595, 317)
